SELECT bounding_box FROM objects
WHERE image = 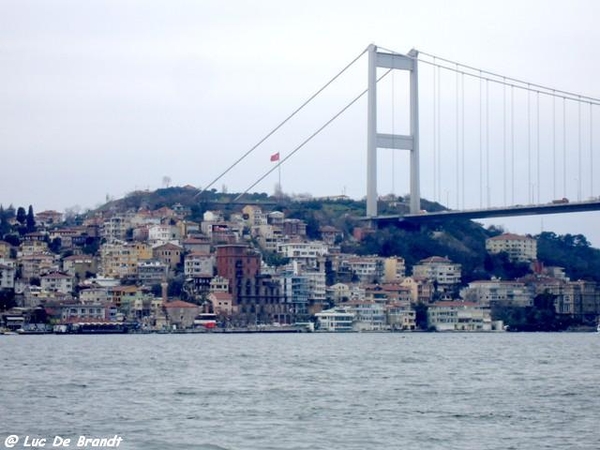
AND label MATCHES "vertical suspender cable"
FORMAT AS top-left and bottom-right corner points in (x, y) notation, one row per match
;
(391, 70), (395, 195)
(563, 98), (567, 197)
(433, 61), (437, 202)
(437, 65), (442, 202)
(479, 73), (483, 207)
(578, 98), (582, 201)
(486, 79), (490, 207)
(456, 64), (459, 209)
(553, 93), (556, 200)
(461, 74), (465, 210)
(536, 92), (540, 204)
(503, 80), (507, 206)
(590, 103), (594, 197)
(527, 88), (531, 203)
(511, 86), (515, 205)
